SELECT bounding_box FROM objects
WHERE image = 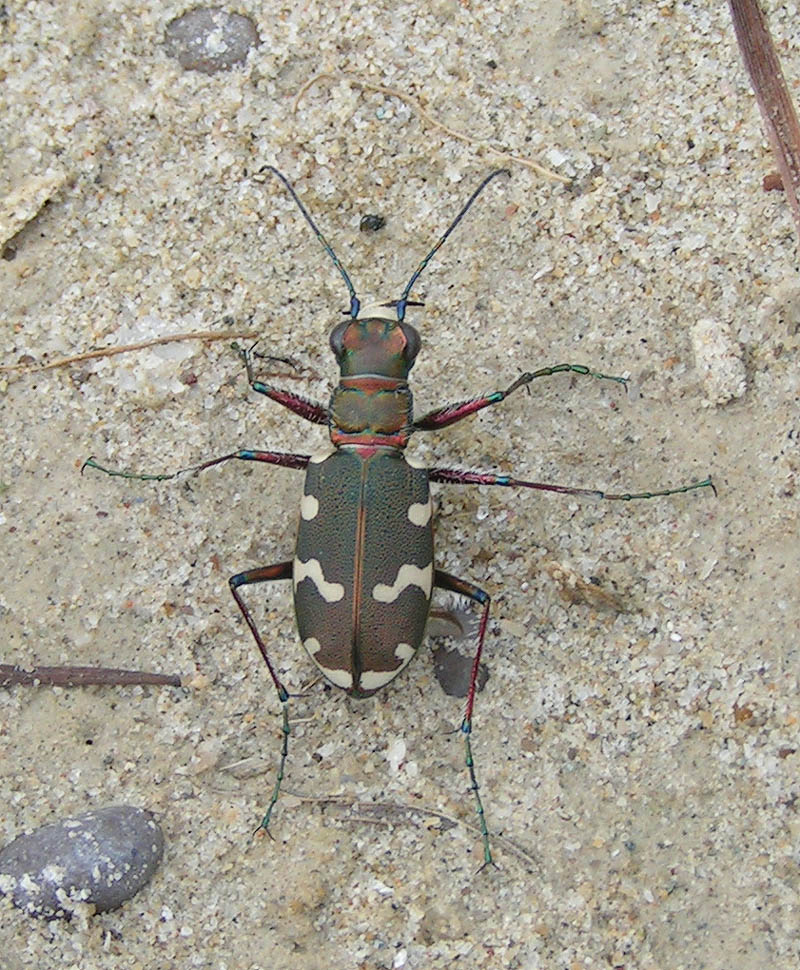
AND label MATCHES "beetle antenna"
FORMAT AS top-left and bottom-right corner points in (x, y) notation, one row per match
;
(396, 169), (511, 321)
(260, 166), (361, 318)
